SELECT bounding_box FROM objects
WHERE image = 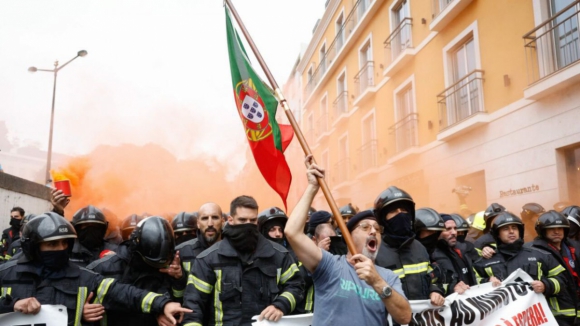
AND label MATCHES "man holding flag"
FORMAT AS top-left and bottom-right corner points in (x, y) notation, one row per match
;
(285, 155), (411, 326)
